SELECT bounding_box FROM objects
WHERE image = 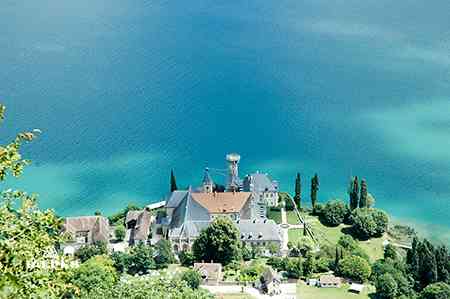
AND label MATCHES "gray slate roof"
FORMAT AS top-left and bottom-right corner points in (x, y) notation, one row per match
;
(243, 173), (278, 193)
(166, 190), (189, 208)
(237, 219), (282, 242)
